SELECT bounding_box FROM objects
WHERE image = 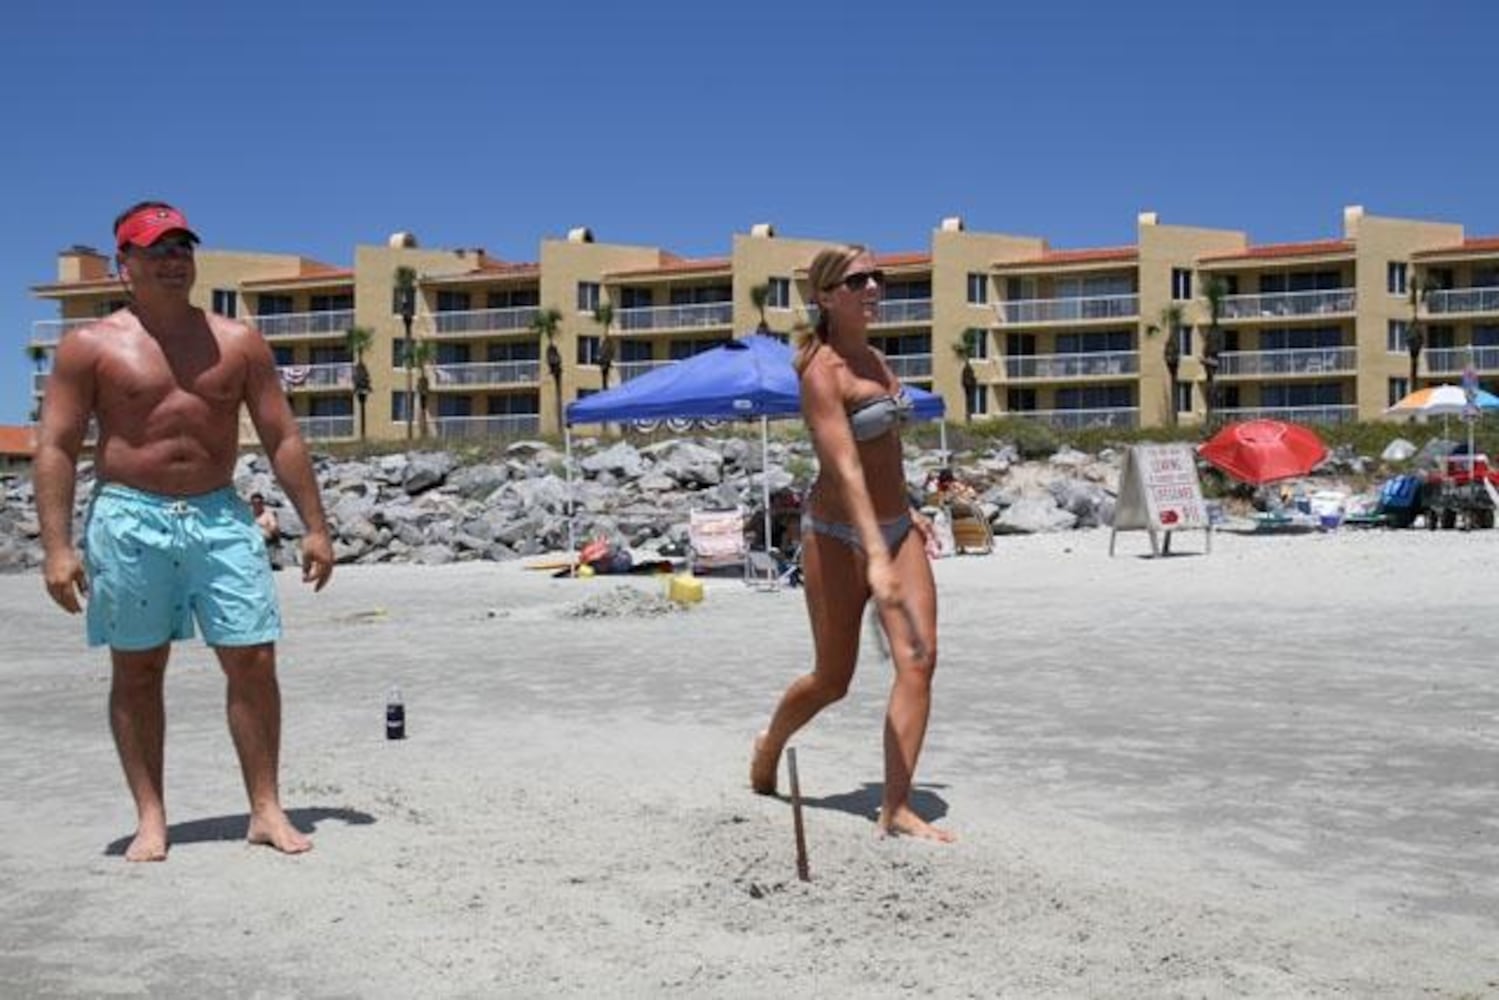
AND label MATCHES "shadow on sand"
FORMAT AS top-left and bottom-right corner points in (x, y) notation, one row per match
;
(104, 806), (375, 856)
(792, 782), (950, 824)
